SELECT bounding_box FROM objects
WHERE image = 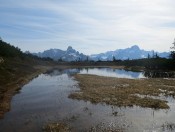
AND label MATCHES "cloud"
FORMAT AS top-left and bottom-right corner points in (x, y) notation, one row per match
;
(0, 0), (175, 54)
